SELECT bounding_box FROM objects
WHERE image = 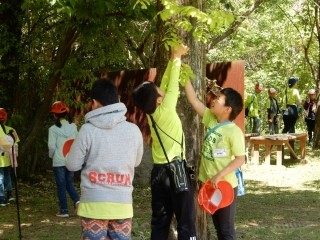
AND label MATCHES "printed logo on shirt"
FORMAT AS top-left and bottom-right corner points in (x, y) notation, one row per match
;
(88, 171), (131, 186)
(202, 132), (221, 161)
